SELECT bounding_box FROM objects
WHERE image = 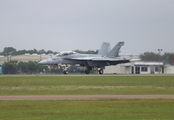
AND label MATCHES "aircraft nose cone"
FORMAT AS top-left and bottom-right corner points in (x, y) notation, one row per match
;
(38, 59), (47, 65)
